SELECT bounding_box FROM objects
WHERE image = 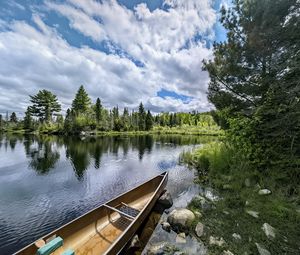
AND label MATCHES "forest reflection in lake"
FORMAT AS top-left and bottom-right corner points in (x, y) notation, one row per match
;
(0, 134), (215, 254)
